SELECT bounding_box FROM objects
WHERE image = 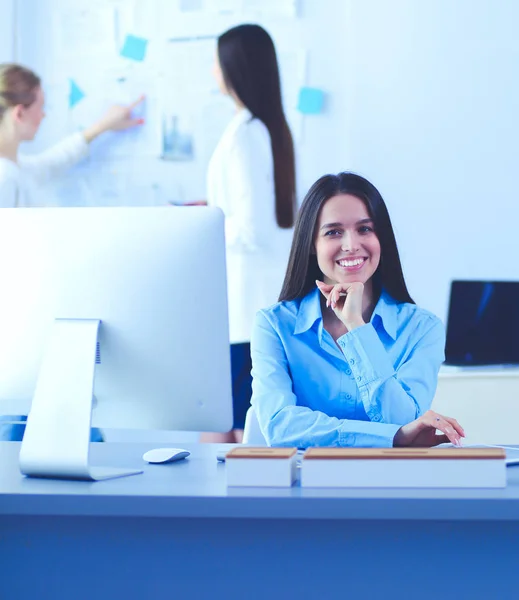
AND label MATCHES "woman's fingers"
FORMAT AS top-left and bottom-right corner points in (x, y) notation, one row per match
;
(316, 280), (345, 309)
(330, 283), (347, 308)
(315, 281), (331, 305)
(428, 412), (462, 446)
(316, 280), (364, 311)
(443, 416), (465, 437)
(129, 95), (146, 110)
(315, 280), (333, 291)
